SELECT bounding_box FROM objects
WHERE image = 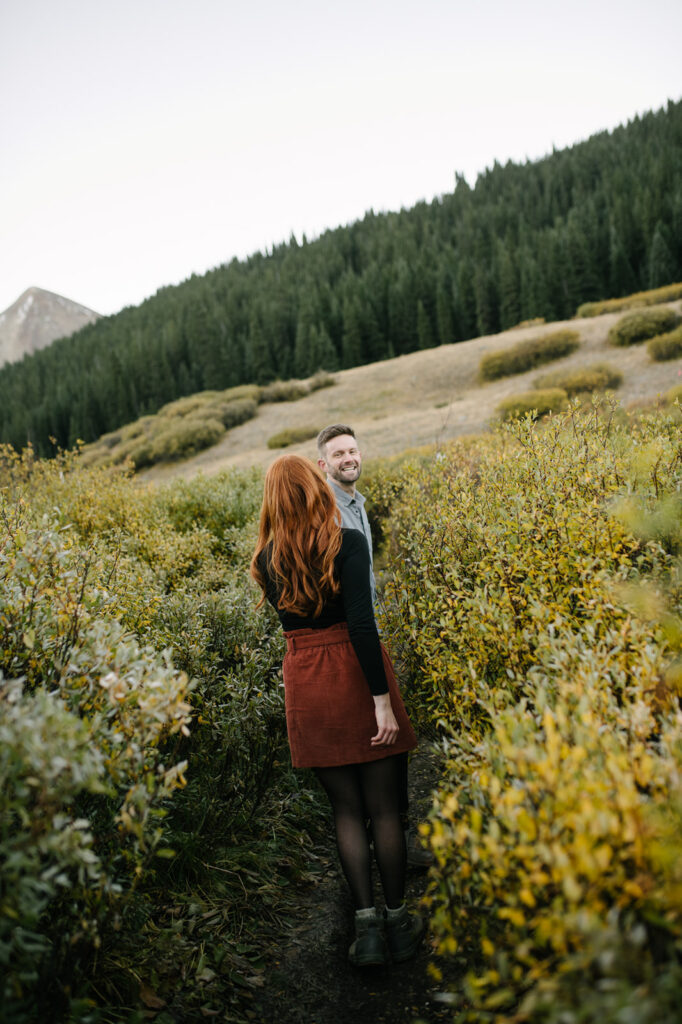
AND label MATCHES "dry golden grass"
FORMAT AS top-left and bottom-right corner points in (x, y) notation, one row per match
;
(139, 301), (682, 483)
